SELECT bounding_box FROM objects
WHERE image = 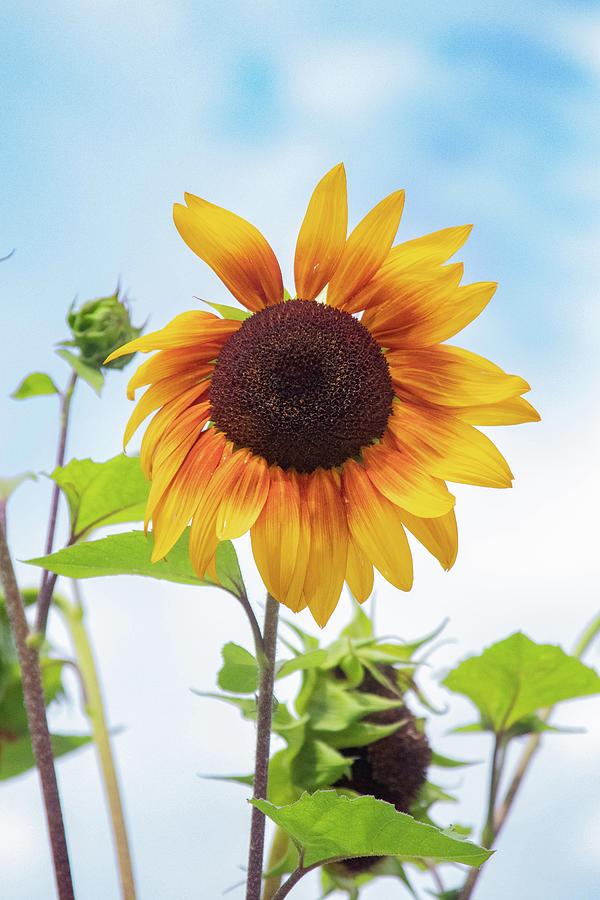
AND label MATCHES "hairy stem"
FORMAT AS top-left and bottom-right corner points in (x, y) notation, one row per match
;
(36, 371), (77, 634)
(458, 610), (600, 900)
(245, 593), (279, 900)
(0, 520), (74, 900)
(57, 589), (136, 899)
